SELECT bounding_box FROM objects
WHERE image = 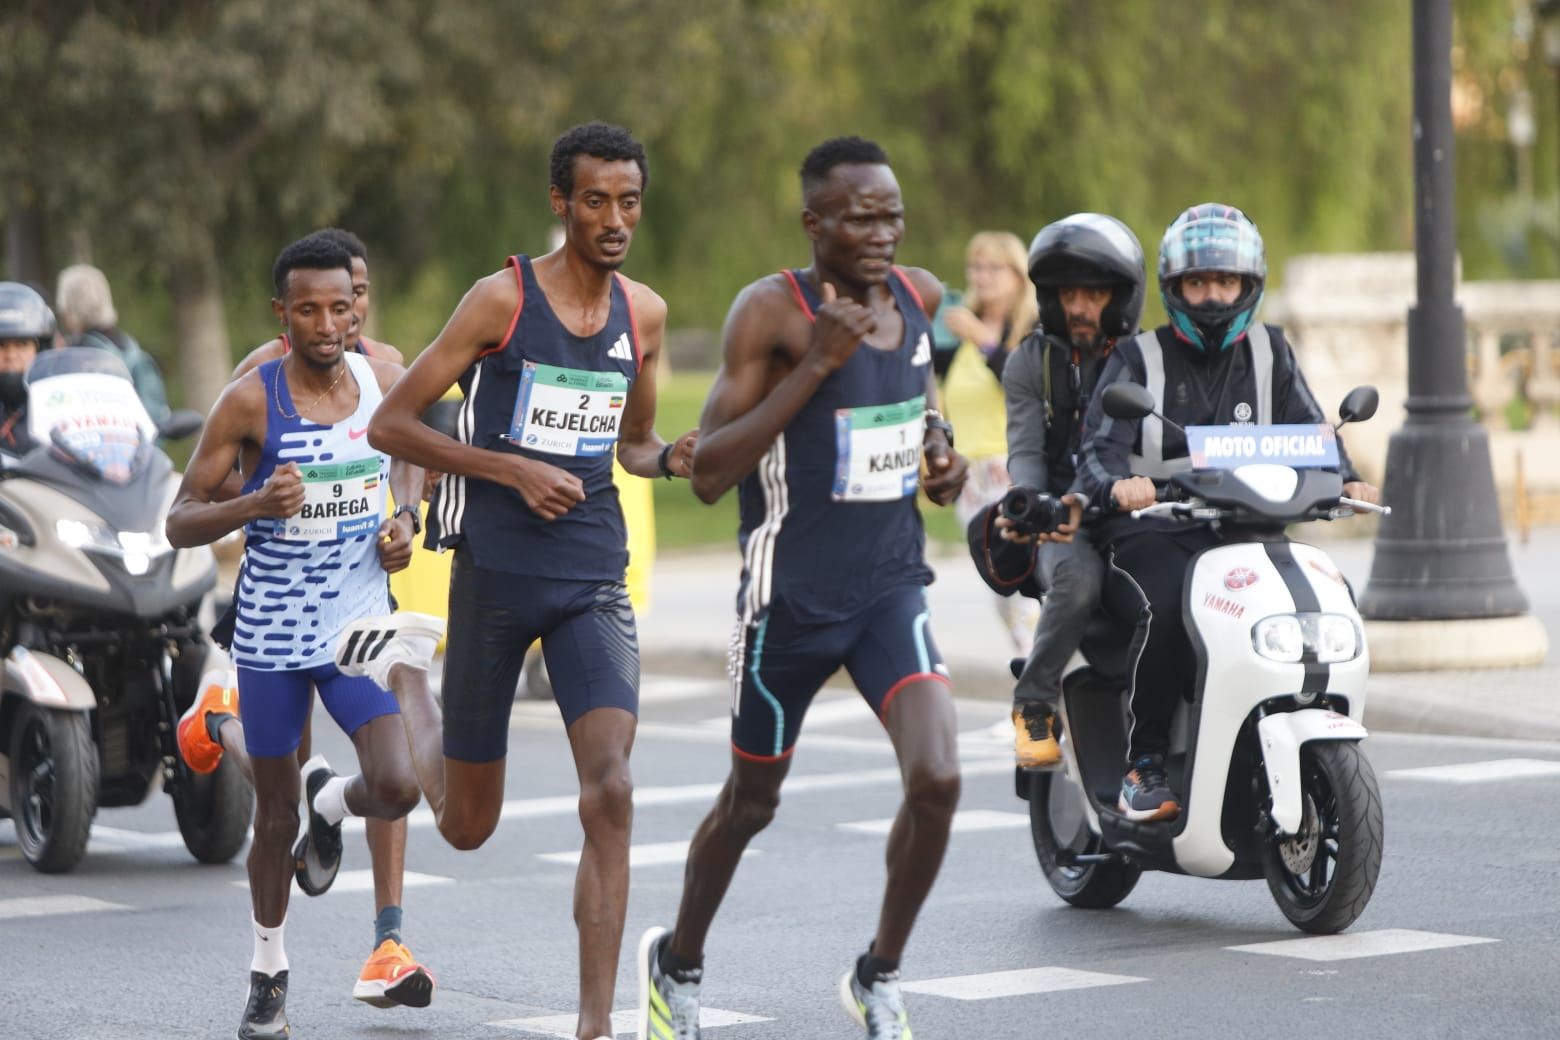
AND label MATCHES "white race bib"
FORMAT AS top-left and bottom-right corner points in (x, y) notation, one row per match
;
(286, 458), (383, 541)
(831, 395), (926, 502)
(507, 362), (628, 457)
